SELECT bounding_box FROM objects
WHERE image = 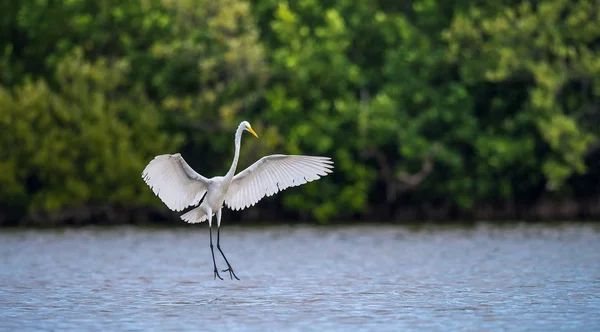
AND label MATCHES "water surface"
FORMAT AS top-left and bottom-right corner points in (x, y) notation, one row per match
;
(1, 223), (599, 331)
